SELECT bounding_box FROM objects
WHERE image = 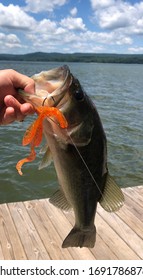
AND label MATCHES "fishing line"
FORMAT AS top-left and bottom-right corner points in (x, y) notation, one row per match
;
(45, 116), (123, 212)
(43, 114), (102, 195)
(65, 129), (125, 212)
(65, 130), (130, 246)
(65, 129), (104, 199)
(43, 114), (128, 249)
(45, 118), (112, 207)
(41, 98), (127, 250)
